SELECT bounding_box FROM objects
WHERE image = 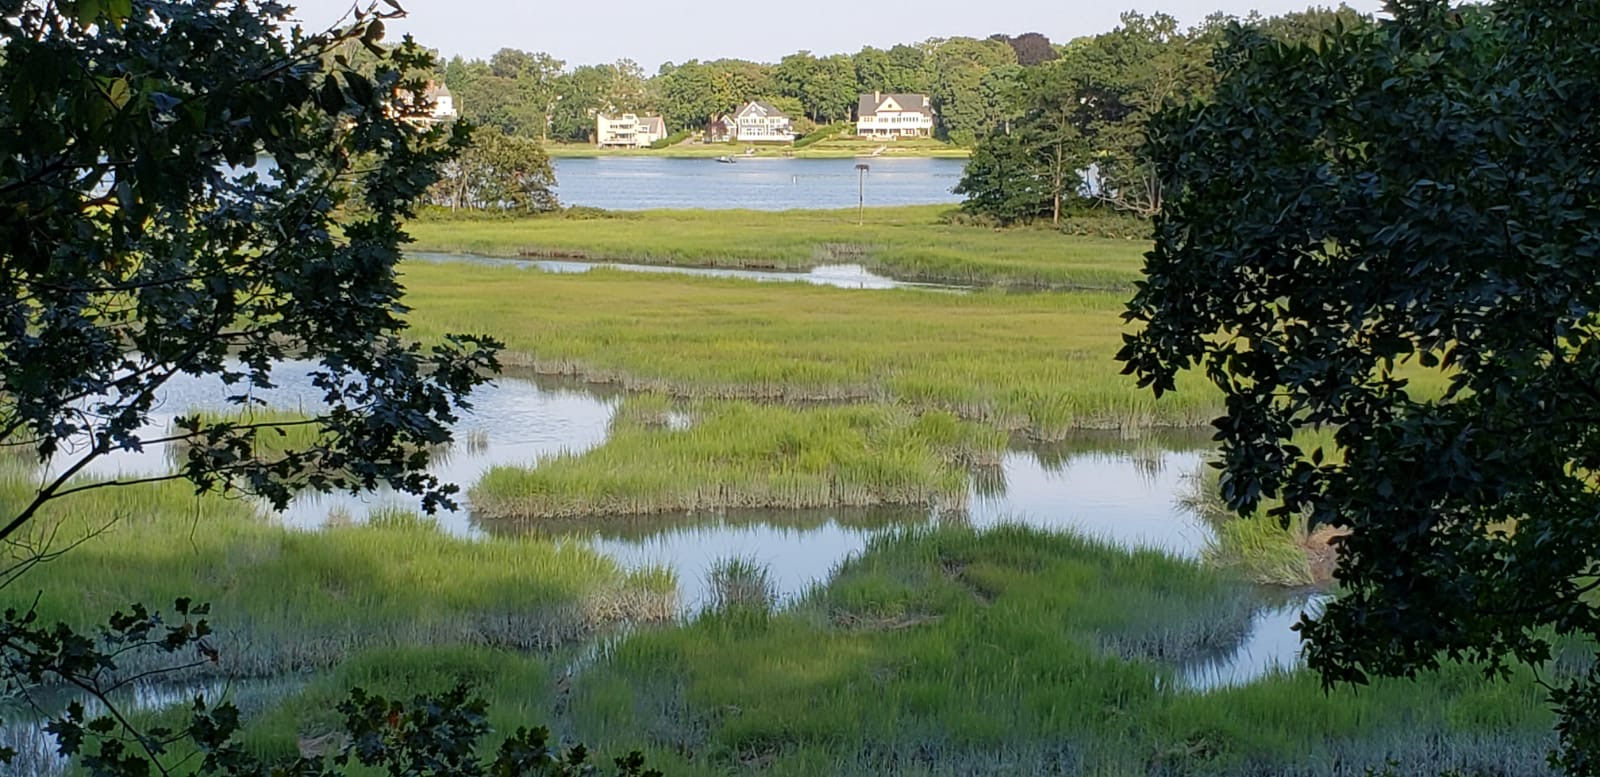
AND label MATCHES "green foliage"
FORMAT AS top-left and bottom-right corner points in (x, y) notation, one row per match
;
(470, 399), (1005, 520)
(1121, 0), (1600, 770)
(432, 125), (559, 212)
(954, 131), (1053, 224)
(647, 129), (691, 149)
(791, 121), (851, 149)
(0, 0), (498, 544)
(927, 37), (1018, 144)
